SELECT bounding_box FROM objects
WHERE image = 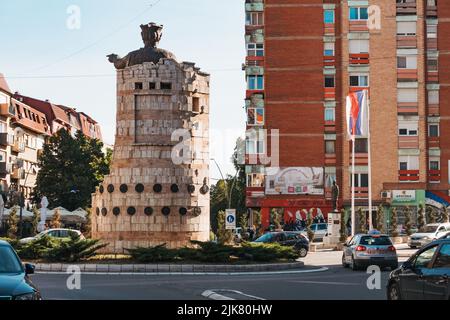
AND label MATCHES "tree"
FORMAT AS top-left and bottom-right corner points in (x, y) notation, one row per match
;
(49, 209), (61, 229)
(391, 207), (399, 237)
(426, 206), (436, 224)
(6, 206), (19, 239)
(34, 129), (111, 211)
(404, 206), (413, 236)
(306, 209), (314, 241)
(417, 203), (425, 231)
(81, 208), (92, 238)
(376, 204), (385, 233)
(216, 211), (233, 245)
(443, 206), (449, 223)
(357, 207), (367, 234)
(31, 207), (40, 236)
(339, 209), (347, 242)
